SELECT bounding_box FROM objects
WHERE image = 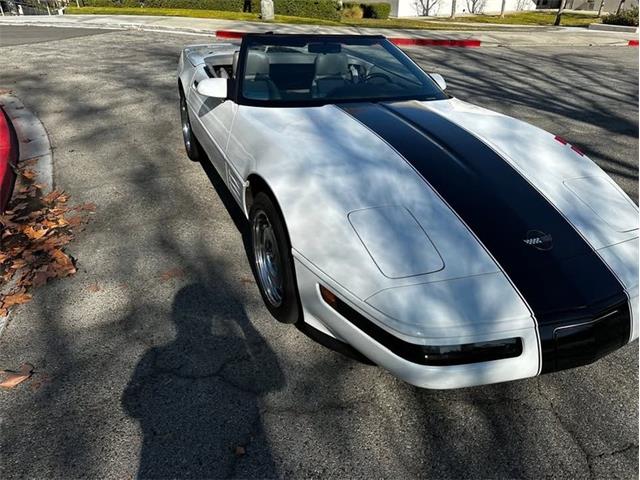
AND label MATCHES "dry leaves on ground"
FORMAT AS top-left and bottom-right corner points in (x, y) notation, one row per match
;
(0, 166), (95, 316)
